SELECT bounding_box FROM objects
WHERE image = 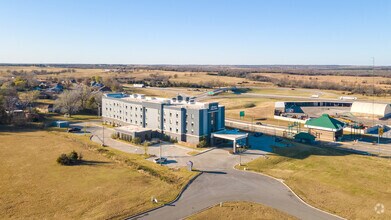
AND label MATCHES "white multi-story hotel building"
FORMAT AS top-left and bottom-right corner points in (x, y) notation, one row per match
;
(102, 93), (225, 144)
